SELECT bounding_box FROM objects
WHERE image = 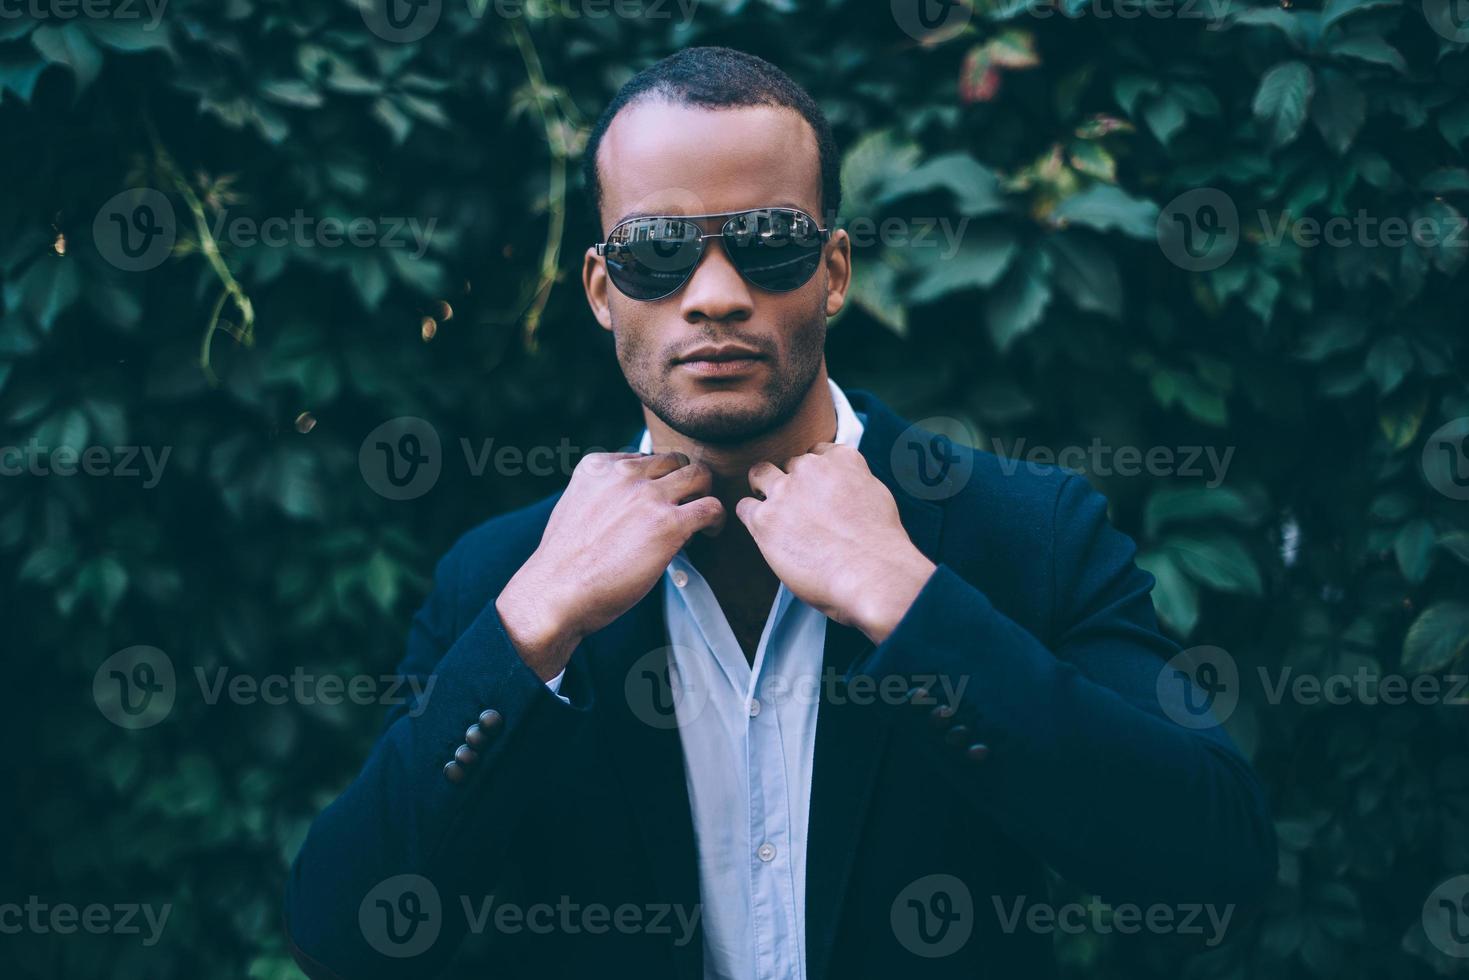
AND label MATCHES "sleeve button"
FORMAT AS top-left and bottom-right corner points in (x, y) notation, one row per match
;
(965, 743), (991, 764)
(465, 724), (486, 747)
(478, 709), (504, 731)
(443, 761), (466, 783)
(944, 724), (972, 747)
(929, 704), (955, 729)
(454, 744), (479, 766)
